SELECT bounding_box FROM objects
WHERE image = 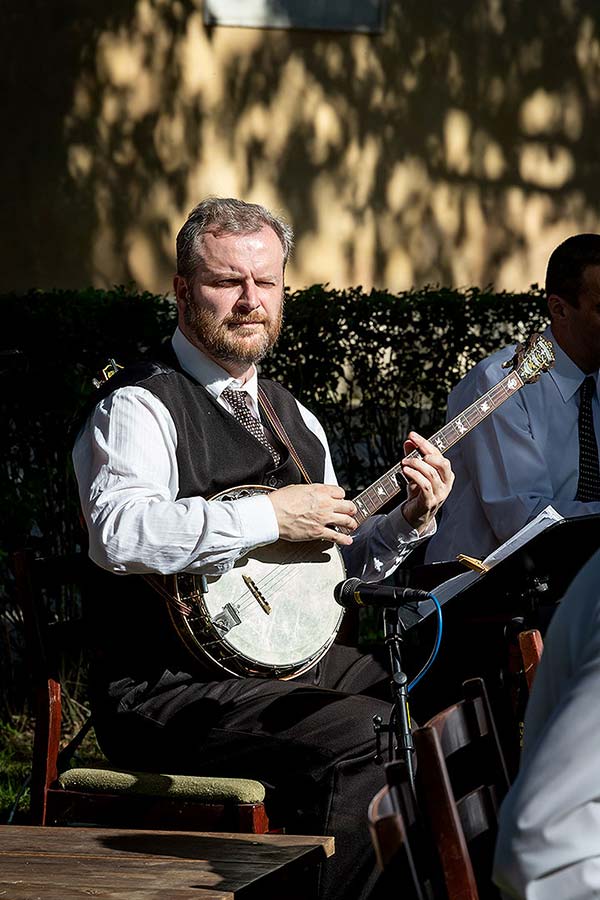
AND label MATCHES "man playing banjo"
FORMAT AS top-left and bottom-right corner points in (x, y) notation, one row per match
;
(73, 197), (454, 900)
